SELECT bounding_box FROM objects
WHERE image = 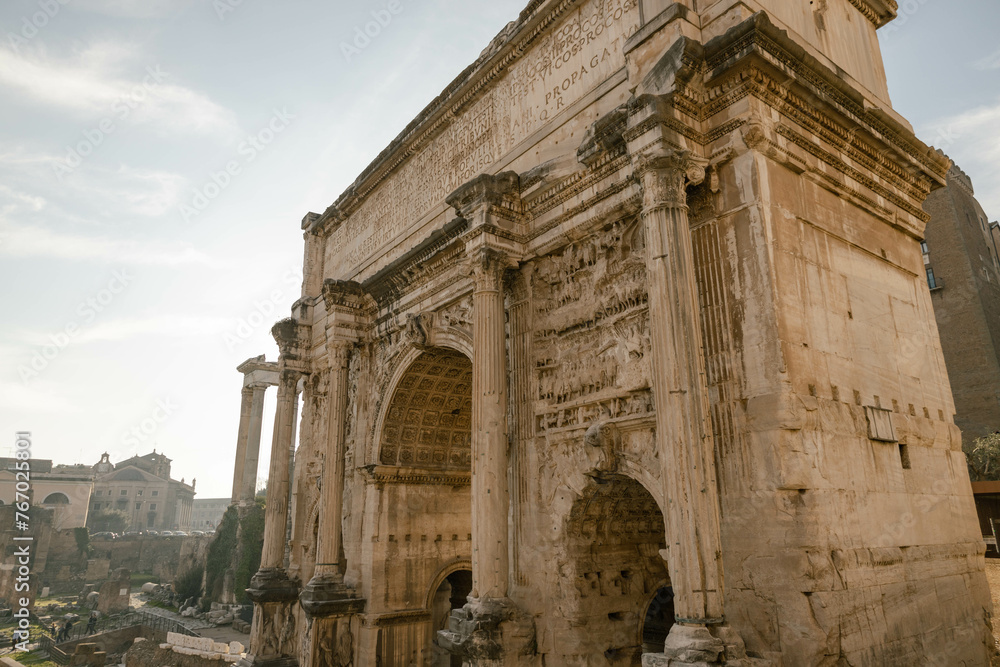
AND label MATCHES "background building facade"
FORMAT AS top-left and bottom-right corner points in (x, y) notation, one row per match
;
(923, 161), (1000, 443)
(90, 451), (195, 531)
(191, 498), (229, 531)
